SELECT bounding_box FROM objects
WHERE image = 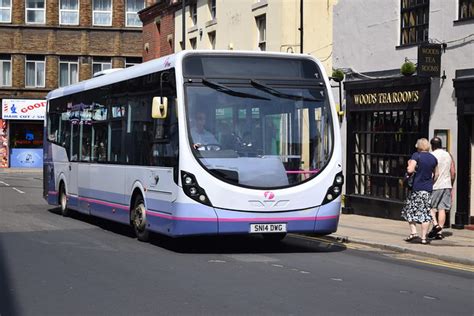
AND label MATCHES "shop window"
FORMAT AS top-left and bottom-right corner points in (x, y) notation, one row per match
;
(126, 0), (144, 27)
(10, 122), (44, 149)
(459, 0), (474, 20)
(59, 57), (78, 87)
(59, 0), (79, 25)
(0, 55), (11, 86)
(351, 110), (422, 201)
(26, 0), (45, 24)
(92, 57), (111, 76)
(25, 56), (45, 88)
(400, 0), (429, 46)
(0, 0), (12, 23)
(256, 15), (266, 51)
(93, 0), (112, 26)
